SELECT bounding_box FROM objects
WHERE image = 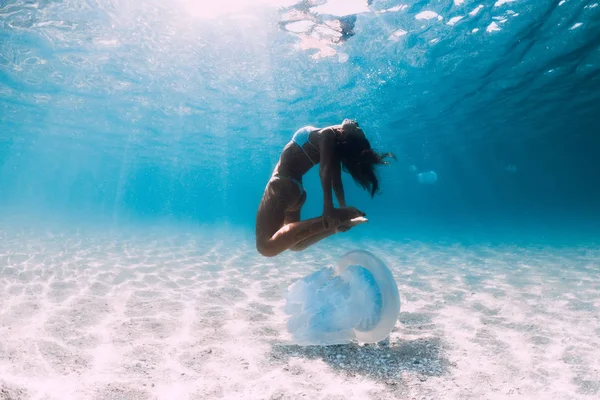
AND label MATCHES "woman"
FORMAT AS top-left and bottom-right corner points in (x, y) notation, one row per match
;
(256, 119), (394, 257)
